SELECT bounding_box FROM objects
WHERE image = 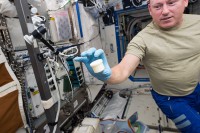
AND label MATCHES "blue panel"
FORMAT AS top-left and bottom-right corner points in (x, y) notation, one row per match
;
(115, 5), (148, 14)
(114, 6), (148, 62)
(121, 36), (125, 56)
(129, 76), (150, 82)
(114, 5), (150, 82)
(114, 12), (122, 62)
(76, 2), (83, 38)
